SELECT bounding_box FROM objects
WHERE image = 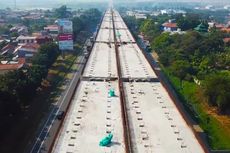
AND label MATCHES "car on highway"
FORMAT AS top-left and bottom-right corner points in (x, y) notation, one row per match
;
(56, 111), (65, 120)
